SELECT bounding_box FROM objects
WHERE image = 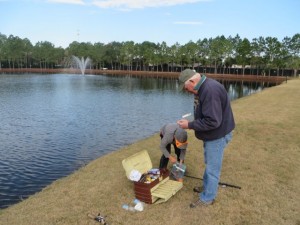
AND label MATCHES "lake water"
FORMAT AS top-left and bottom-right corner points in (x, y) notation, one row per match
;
(0, 73), (274, 209)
